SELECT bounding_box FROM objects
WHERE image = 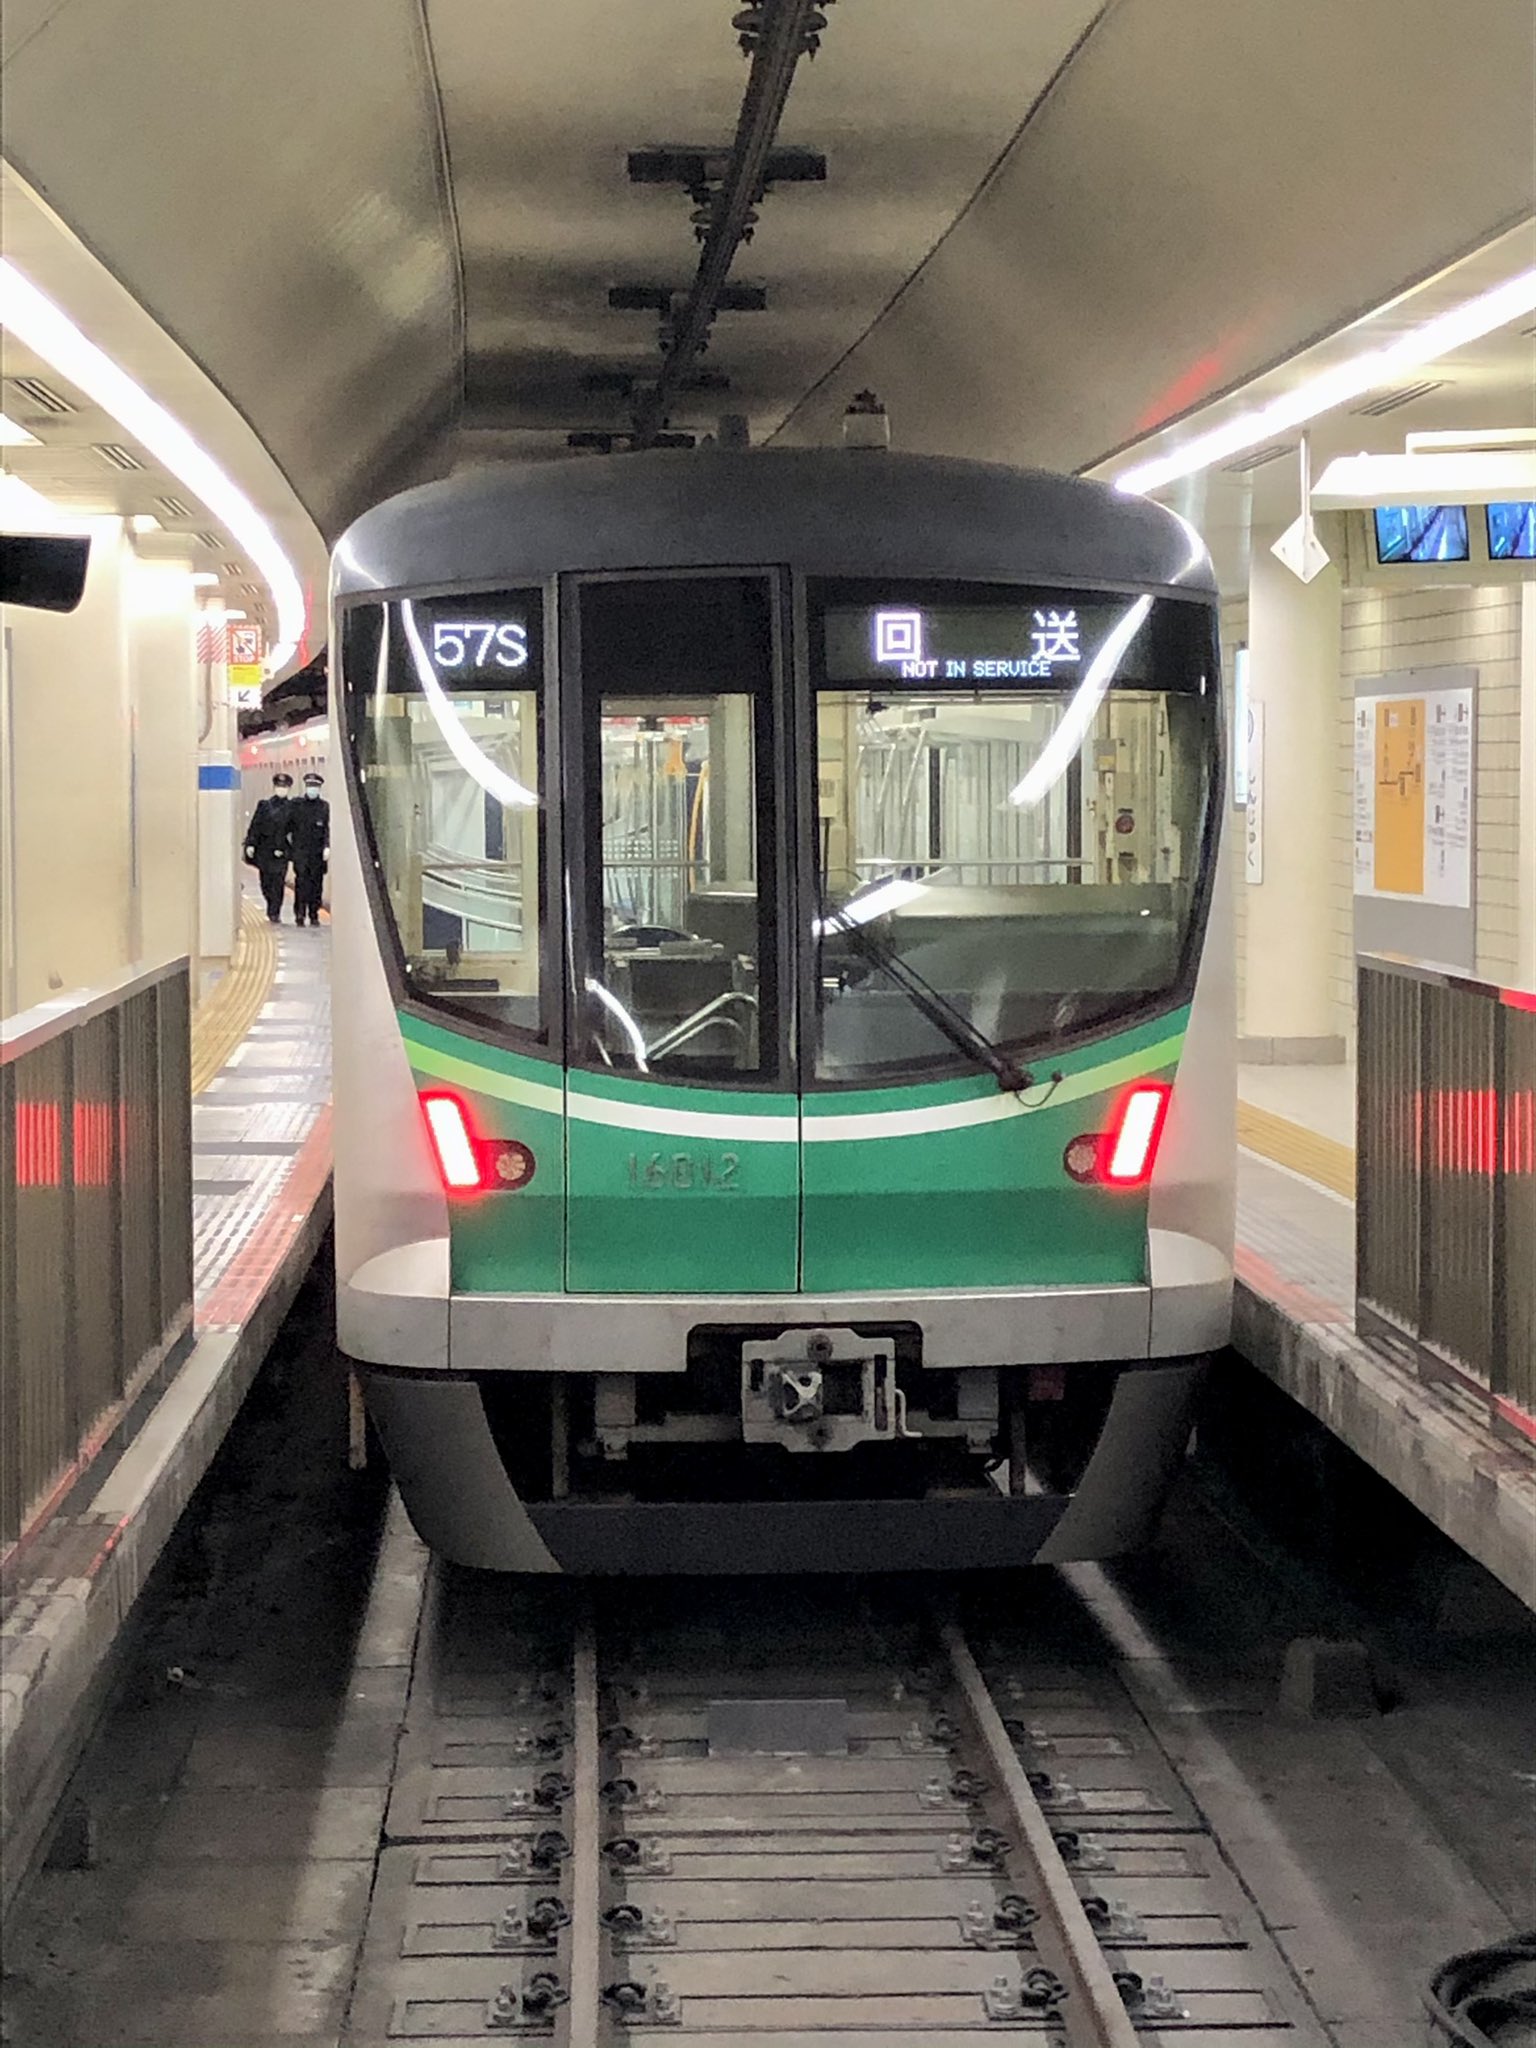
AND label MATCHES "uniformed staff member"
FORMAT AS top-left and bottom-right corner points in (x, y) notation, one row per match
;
(243, 772), (294, 922)
(288, 771), (330, 926)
